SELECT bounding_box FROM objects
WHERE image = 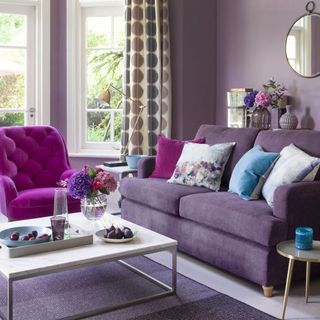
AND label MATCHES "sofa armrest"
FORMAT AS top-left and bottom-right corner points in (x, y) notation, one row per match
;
(60, 169), (78, 181)
(137, 156), (156, 178)
(0, 176), (18, 217)
(273, 181), (320, 239)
